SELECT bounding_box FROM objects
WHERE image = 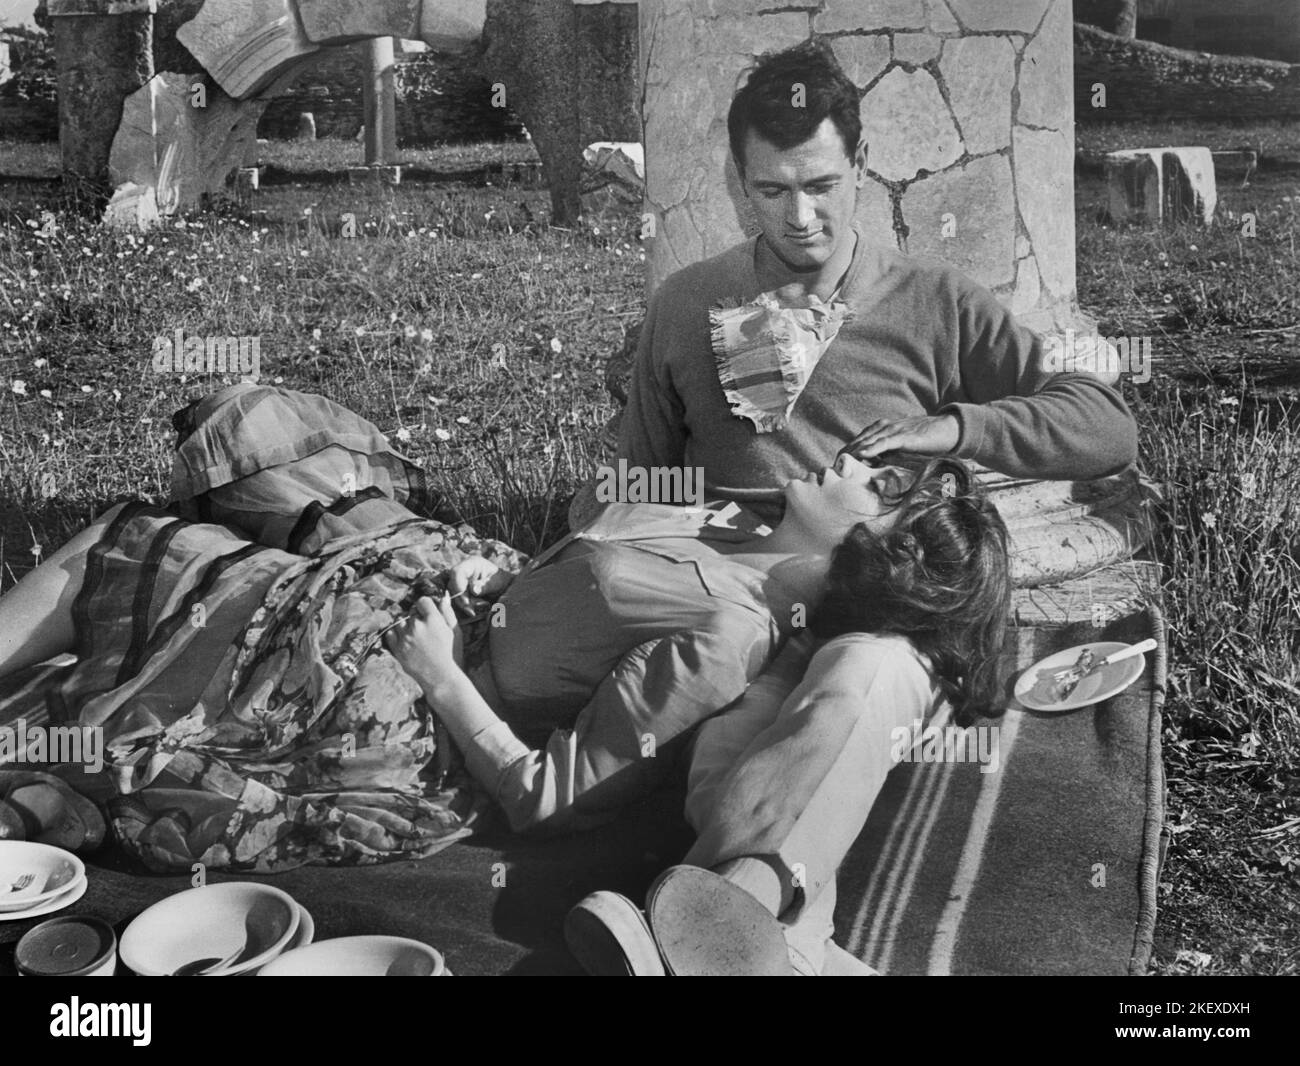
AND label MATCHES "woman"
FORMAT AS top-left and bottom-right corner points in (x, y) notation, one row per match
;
(560, 454), (1014, 975)
(0, 385), (1006, 876)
